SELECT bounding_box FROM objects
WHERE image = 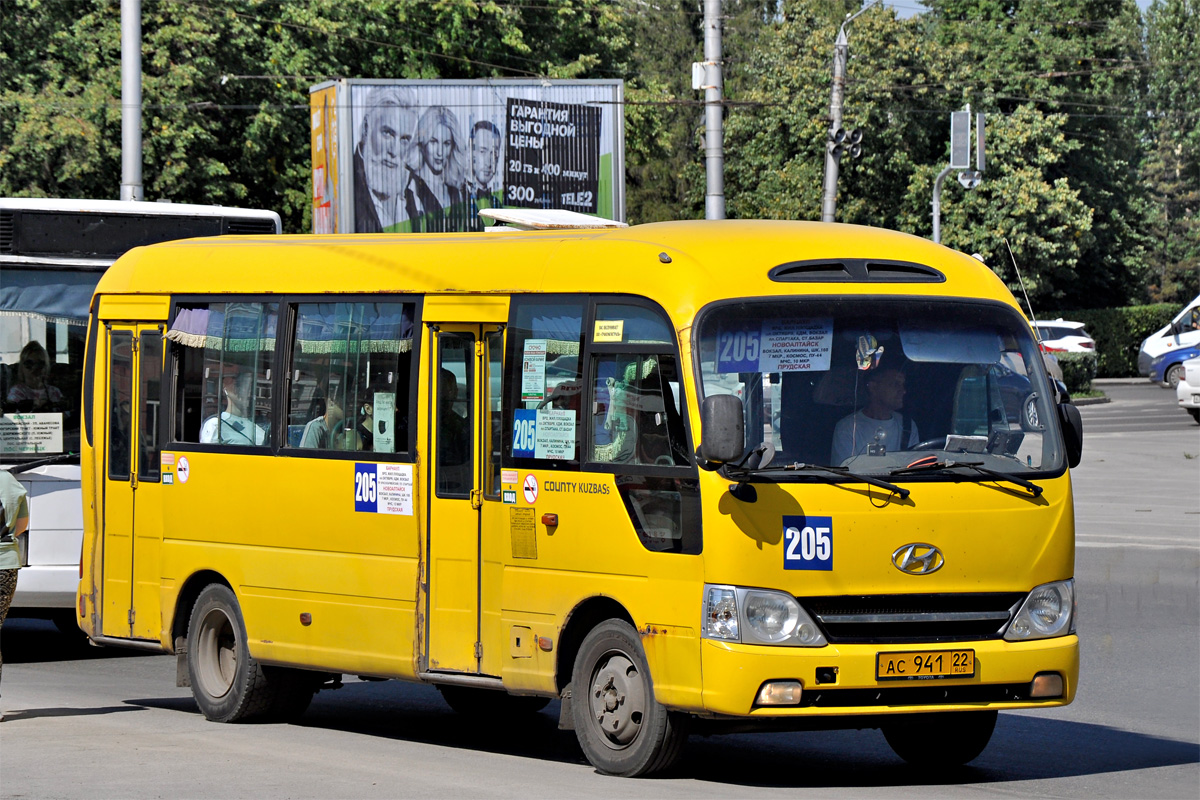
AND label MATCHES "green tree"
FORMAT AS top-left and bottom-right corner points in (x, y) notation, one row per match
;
(919, 0), (1152, 308)
(1142, 0), (1200, 302)
(0, 0), (633, 231)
